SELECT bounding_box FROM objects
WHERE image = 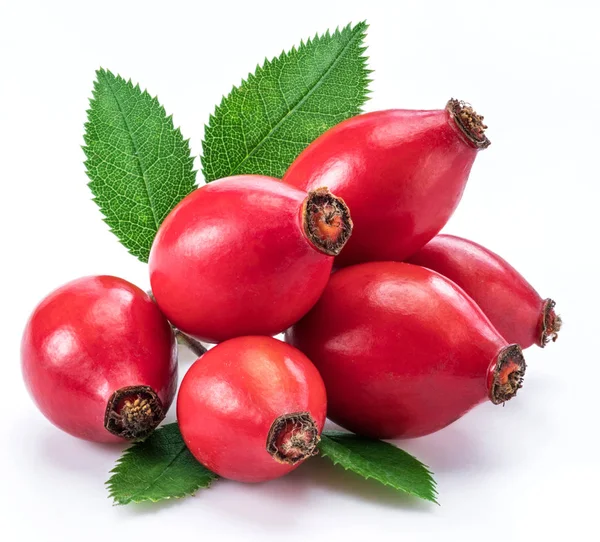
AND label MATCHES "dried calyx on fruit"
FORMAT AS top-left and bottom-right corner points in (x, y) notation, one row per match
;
(541, 299), (562, 346)
(446, 98), (490, 149)
(489, 345), (526, 404)
(104, 386), (165, 441)
(266, 412), (320, 465)
(303, 187), (353, 256)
